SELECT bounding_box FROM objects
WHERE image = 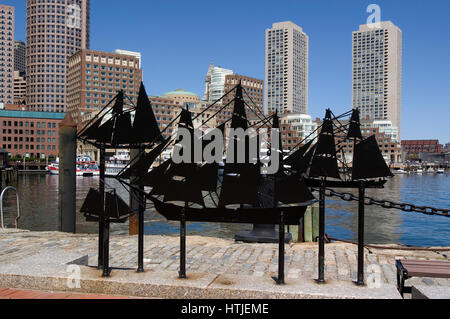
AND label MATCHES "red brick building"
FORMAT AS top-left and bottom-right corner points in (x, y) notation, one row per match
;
(0, 109), (65, 159)
(401, 140), (443, 155)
